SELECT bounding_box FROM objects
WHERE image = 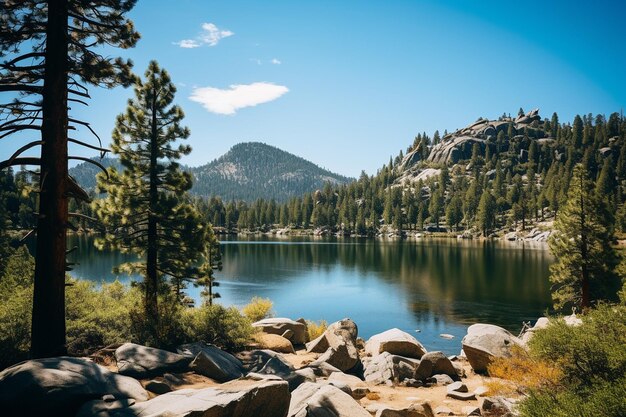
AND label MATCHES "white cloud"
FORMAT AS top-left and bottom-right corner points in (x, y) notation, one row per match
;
(271, 58), (282, 65)
(175, 23), (233, 48)
(190, 82), (289, 115)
